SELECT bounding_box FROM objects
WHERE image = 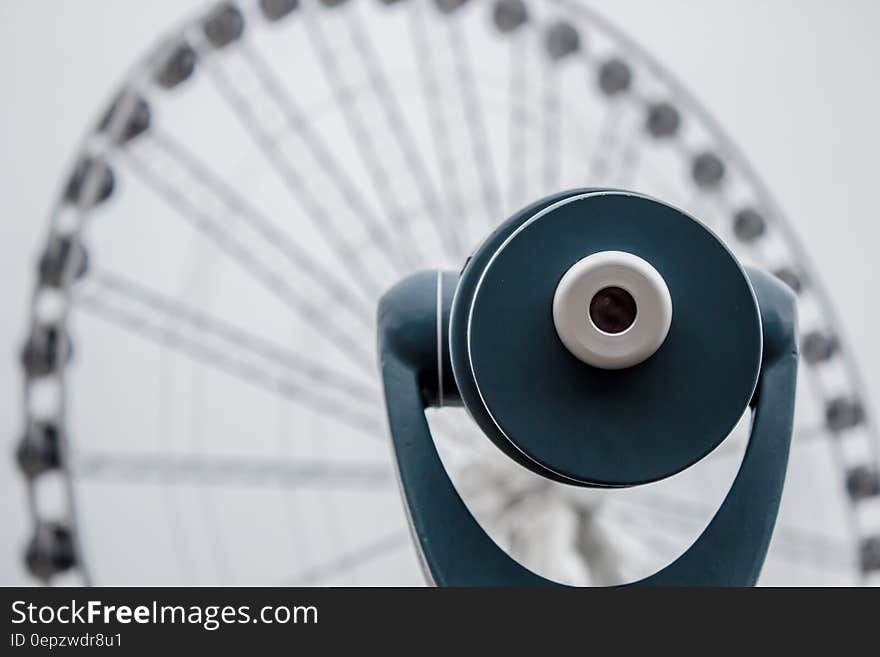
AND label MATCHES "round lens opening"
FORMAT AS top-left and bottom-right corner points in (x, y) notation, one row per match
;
(589, 286), (637, 334)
